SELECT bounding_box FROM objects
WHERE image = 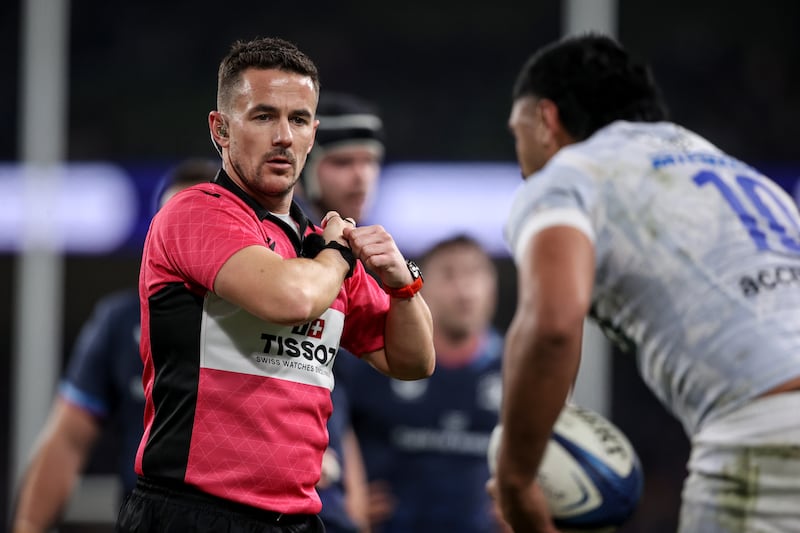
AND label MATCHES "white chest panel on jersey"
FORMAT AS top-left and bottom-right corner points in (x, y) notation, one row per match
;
(200, 293), (344, 390)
